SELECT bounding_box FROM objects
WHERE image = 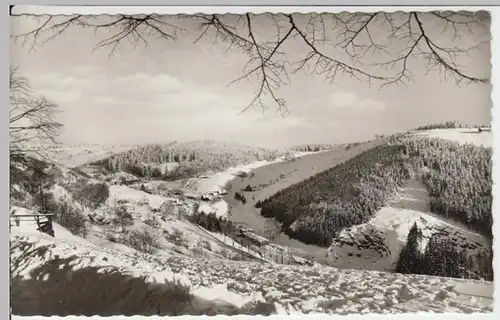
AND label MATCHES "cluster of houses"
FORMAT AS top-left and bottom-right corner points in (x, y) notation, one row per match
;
(200, 189), (228, 202)
(107, 172), (139, 185)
